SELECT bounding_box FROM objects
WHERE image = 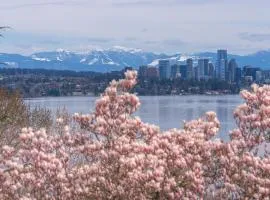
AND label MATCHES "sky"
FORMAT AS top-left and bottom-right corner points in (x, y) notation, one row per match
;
(1, 0), (270, 55)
